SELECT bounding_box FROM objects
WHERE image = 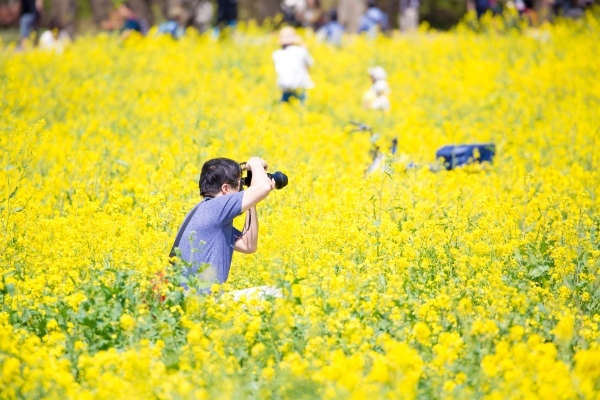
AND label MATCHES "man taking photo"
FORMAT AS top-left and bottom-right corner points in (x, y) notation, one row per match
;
(170, 157), (276, 294)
